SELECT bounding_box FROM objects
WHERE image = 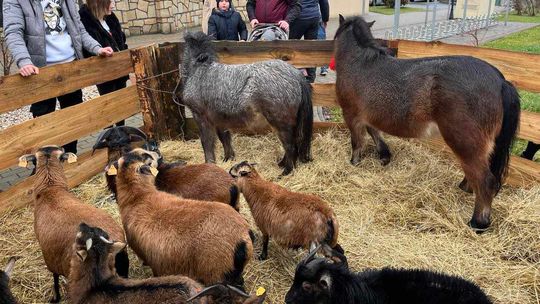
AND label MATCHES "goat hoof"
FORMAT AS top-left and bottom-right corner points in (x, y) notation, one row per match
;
(458, 179), (474, 194)
(49, 296), (61, 303)
(350, 158), (361, 166)
(468, 218), (490, 234)
(299, 156), (313, 163)
(258, 254), (268, 261)
(280, 168), (292, 176)
(278, 158), (286, 168)
(379, 156), (391, 166)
